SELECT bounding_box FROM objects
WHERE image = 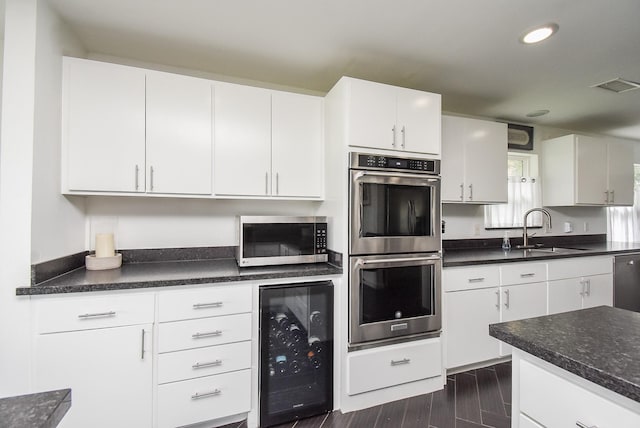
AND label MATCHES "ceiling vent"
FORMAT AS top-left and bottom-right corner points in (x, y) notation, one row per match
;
(592, 78), (640, 93)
